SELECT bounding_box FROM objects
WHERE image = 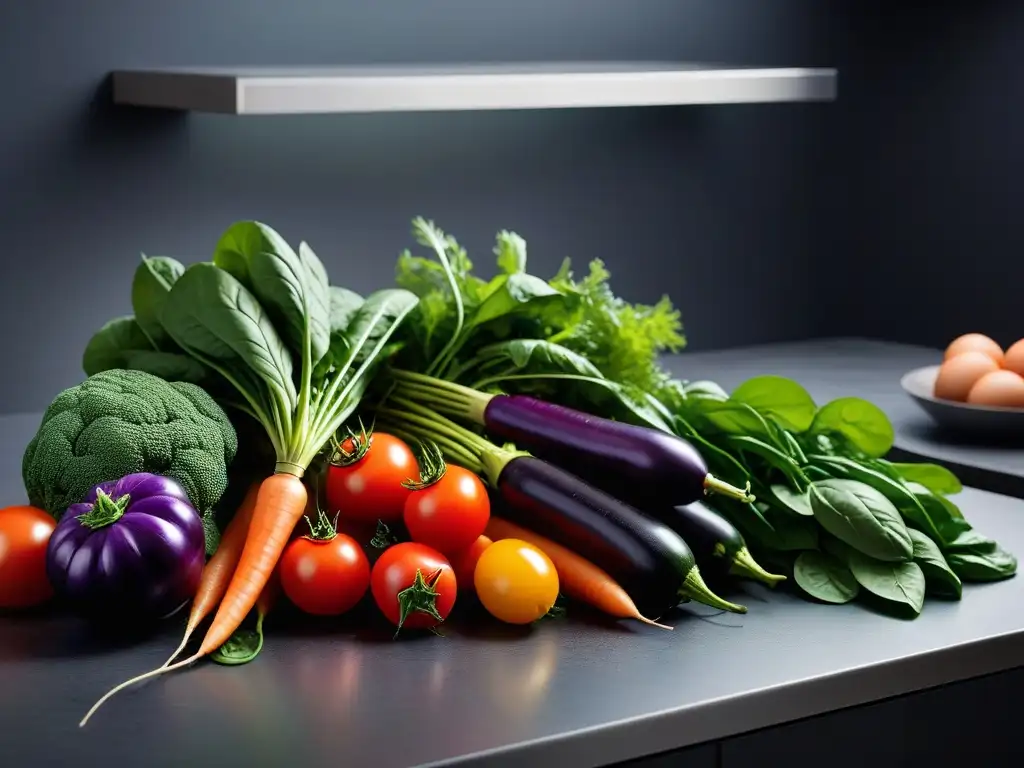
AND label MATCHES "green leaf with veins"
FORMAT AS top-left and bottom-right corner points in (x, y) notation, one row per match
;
(83, 315), (209, 384)
(212, 222), (331, 367)
(810, 397), (894, 459)
(131, 255), (185, 350)
(730, 375), (818, 432)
